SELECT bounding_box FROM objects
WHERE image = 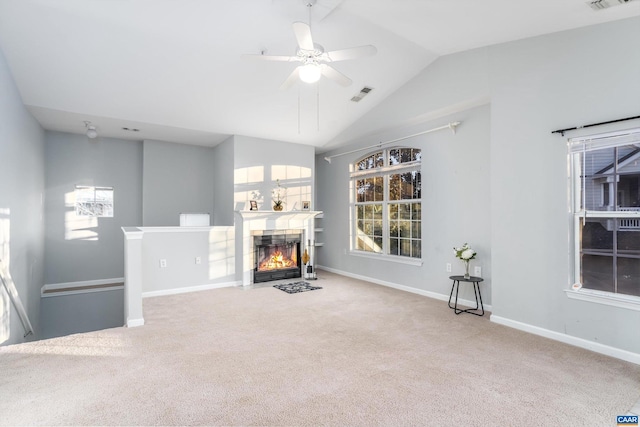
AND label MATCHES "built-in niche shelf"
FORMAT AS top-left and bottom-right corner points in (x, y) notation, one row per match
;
(314, 212), (324, 247)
